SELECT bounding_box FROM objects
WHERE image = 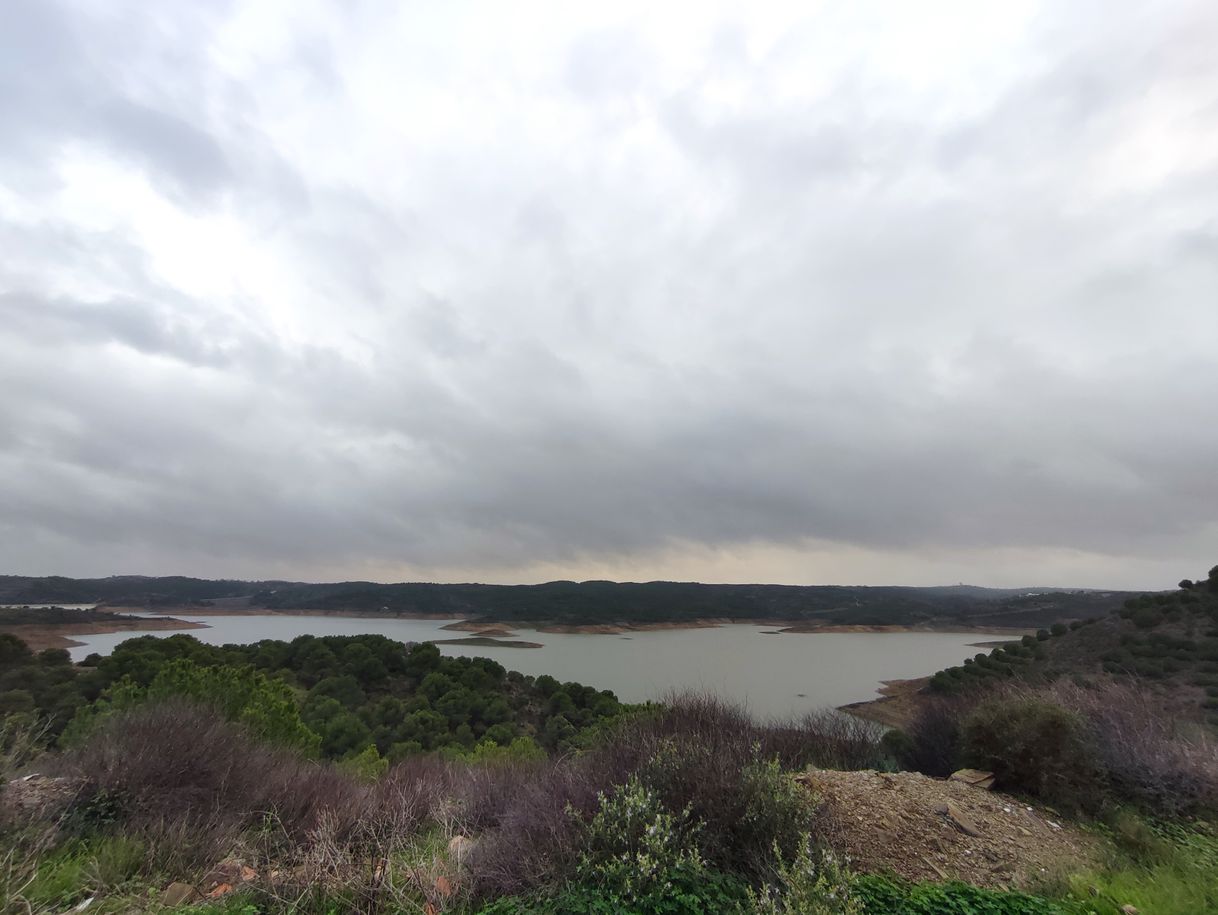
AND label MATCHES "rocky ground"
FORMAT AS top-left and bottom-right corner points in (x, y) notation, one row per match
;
(801, 767), (1099, 890)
